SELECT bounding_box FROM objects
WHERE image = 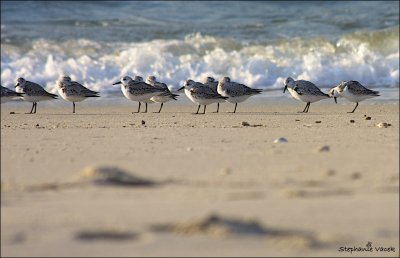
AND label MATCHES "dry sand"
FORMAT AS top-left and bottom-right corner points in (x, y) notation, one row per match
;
(1, 101), (399, 257)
